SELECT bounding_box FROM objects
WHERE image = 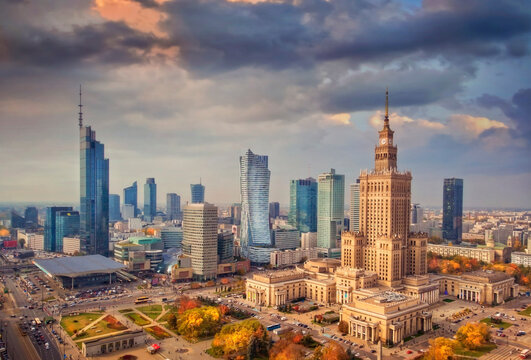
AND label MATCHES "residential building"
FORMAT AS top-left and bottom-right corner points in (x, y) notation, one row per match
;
(160, 227), (183, 250)
(55, 210), (80, 253)
(63, 237), (81, 255)
(272, 227), (300, 250)
(428, 243), (496, 263)
(301, 232), (317, 249)
(269, 202), (280, 219)
(143, 178), (157, 221)
(182, 203), (218, 281)
(45, 206), (73, 252)
(128, 218), (142, 231)
(289, 178), (318, 233)
(109, 194), (121, 221)
(239, 149), (273, 264)
(442, 178), (463, 244)
(123, 181), (138, 217)
(190, 183), (205, 204)
(317, 169), (345, 250)
(166, 193), (181, 220)
(512, 252), (531, 267)
(349, 179), (360, 232)
(270, 248), (319, 267)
